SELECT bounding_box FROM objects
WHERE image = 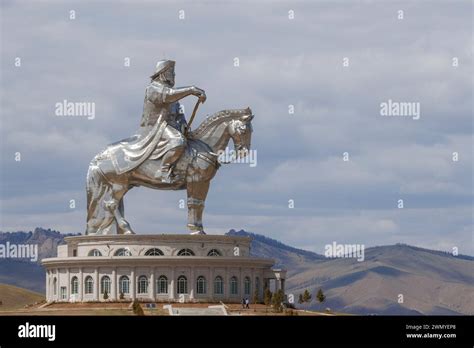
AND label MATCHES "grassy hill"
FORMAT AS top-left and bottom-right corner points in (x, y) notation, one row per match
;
(287, 245), (474, 315)
(0, 283), (45, 311)
(228, 230), (474, 315)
